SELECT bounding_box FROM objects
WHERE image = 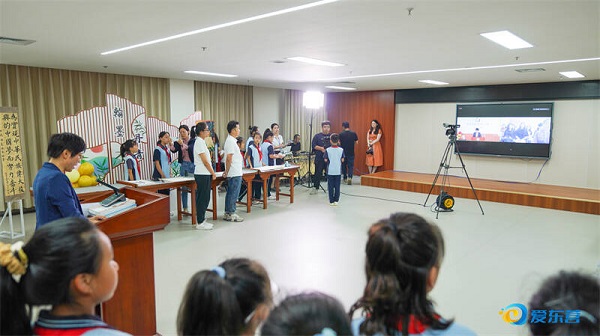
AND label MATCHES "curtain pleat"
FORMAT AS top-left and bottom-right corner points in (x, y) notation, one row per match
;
(194, 81), (253, 141)
(0, 64), (170, 210)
